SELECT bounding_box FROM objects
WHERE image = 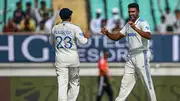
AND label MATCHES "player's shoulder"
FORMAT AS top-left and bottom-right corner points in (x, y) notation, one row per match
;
(138, 18), (149, 26)
(52, 24), (59, 31)
(69, 23), (81, 29)
(138, 18), (148, 23)
(69, 24), (82, 32)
